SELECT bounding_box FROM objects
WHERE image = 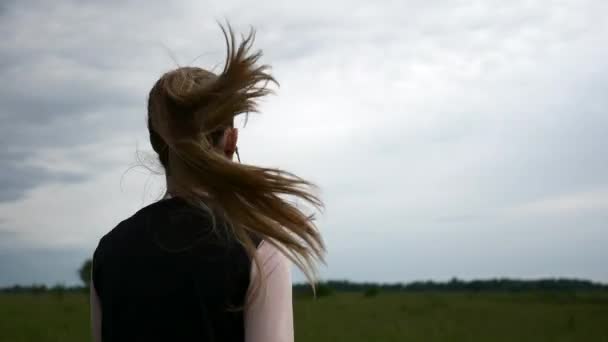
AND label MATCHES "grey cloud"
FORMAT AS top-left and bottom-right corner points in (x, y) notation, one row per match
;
(0, 227), (16, 238)
(0, 163), (87, 202)
(434, 214), (481, 223)
(0, 0), (607, 285)
(0, 0), (157, 200)
(0, 245), (90, 287)
(0, 0), (16, 15)
(0, 70), (136, 124)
